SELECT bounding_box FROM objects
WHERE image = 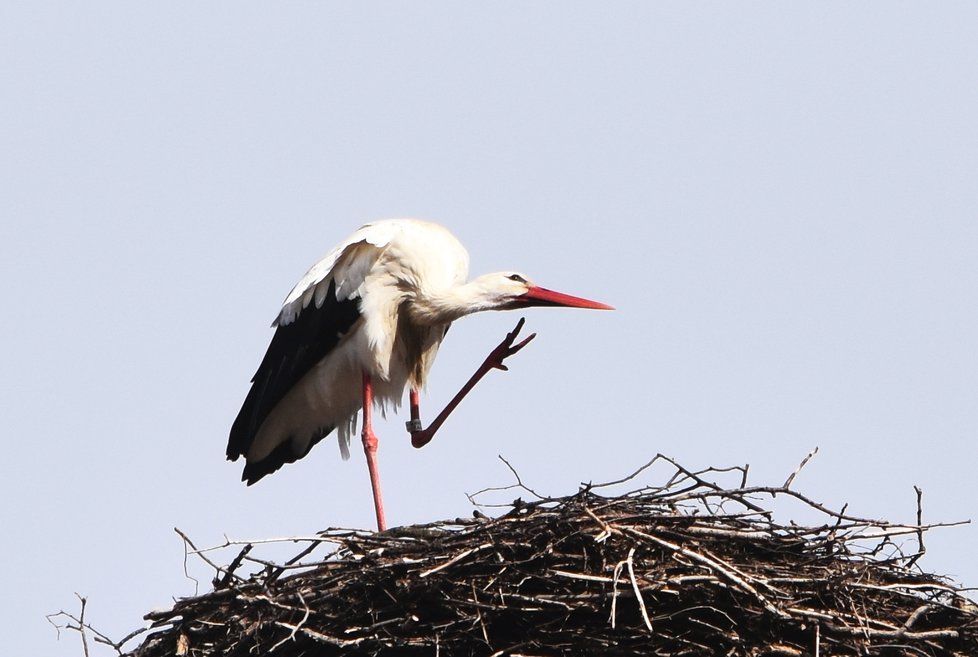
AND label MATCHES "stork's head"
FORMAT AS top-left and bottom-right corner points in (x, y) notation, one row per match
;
(474, 272), (614, 311)
(415, 271), (612, 324)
